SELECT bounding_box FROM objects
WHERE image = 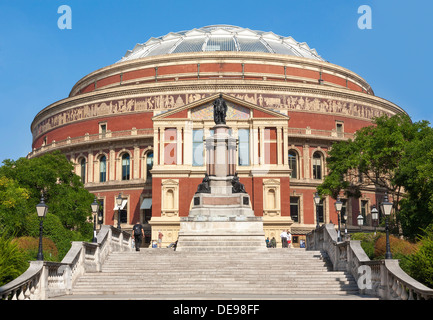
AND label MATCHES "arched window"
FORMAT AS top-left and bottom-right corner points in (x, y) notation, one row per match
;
(312, 152), (322, 180)
(99, 156), (107, 182)
(122, 153), (130, 180)
(288, 150), (298, 179)
(146, 152), (153, 181)
(80, 158), (86, 183)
